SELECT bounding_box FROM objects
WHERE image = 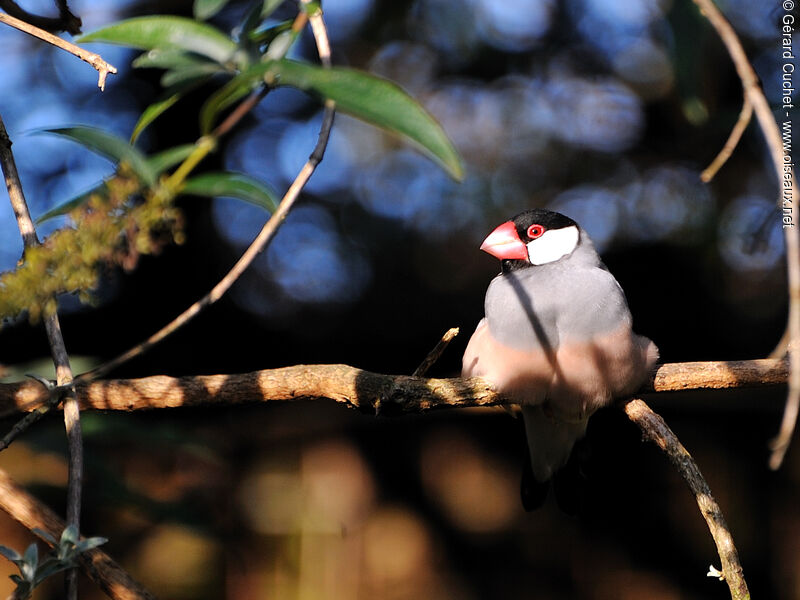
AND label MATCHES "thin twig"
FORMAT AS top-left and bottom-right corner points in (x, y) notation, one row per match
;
(0, 114), (83, 600)
(0, 358), (789, 415)
(413, 327), (459, 377)
(303, 0), (330, 64)
(0, 378), (65, 452)
(701, 96), (752, 182)
(623, 398), (749, 600)
(80, 4), (335, 381)
(691, 0), (800, 470)
(768, 327), (789, 360)
(0, 11), (116, 89)
(212, 86), (270, 138)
